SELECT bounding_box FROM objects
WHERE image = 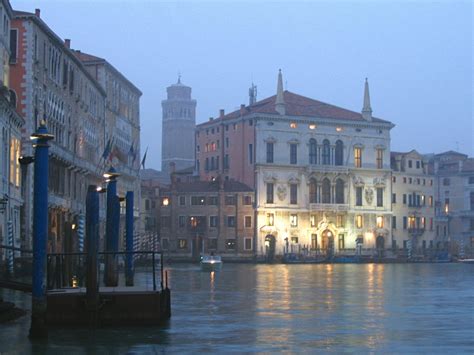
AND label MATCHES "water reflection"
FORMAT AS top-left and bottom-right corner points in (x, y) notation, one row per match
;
(0, 264), (473, 353)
